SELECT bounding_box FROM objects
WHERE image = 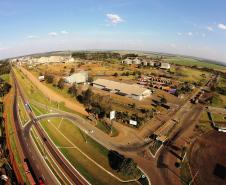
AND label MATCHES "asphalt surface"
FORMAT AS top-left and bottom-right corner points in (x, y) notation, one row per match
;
(11, 71), (59, 185)
(12, 70), (88, 185)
